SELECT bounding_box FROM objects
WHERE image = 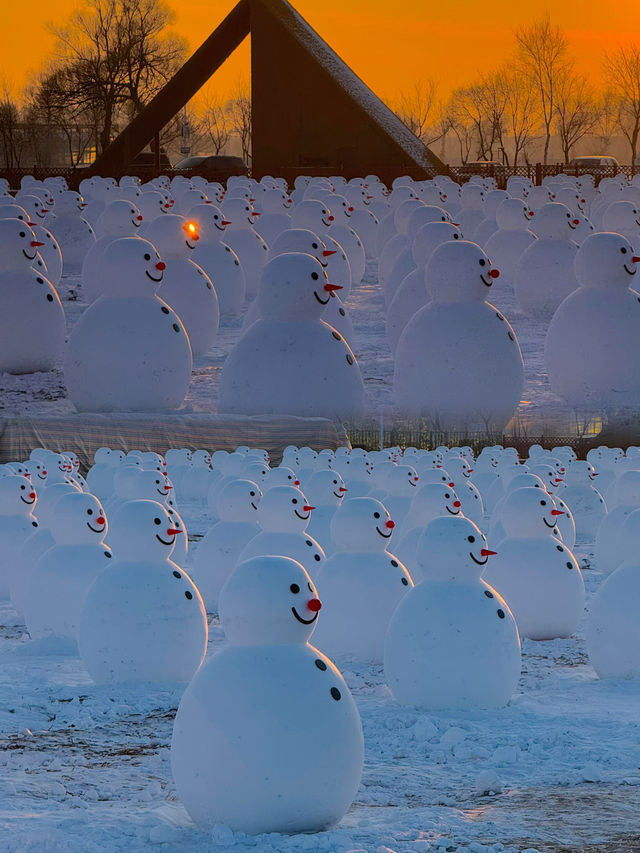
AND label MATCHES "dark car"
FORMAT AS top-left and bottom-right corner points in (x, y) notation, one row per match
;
(565, 155), (619, 177)
(128, 150), (173, 171)
(173, 154), (249, 180)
